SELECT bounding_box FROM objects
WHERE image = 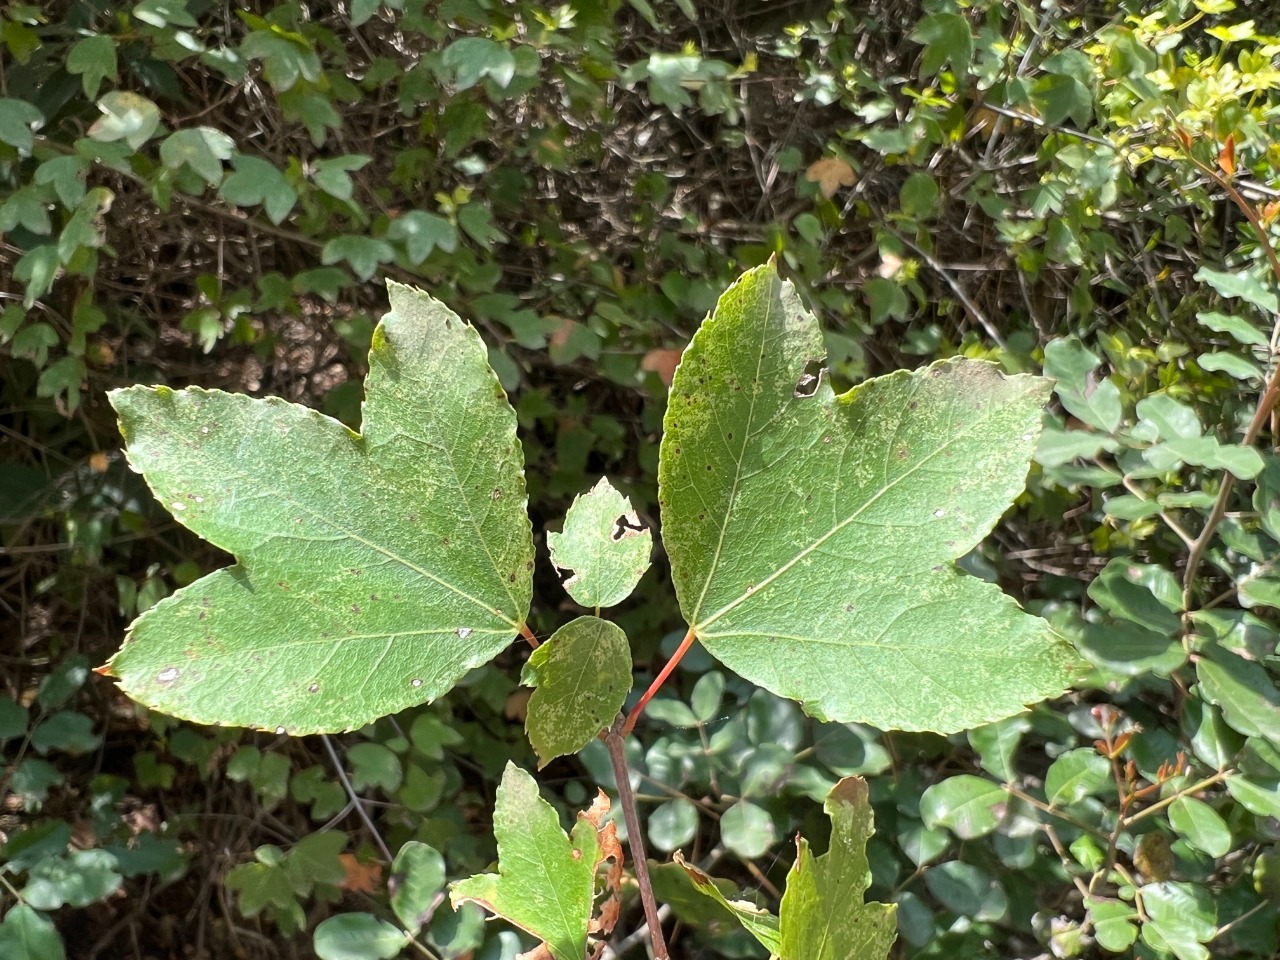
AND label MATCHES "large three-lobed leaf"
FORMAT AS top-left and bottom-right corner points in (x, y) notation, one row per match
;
(659, 262), (1076, 732)
(105, 283), (533, 733)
